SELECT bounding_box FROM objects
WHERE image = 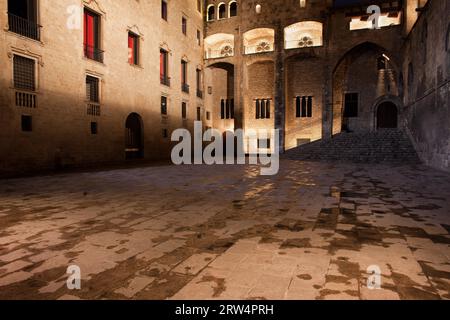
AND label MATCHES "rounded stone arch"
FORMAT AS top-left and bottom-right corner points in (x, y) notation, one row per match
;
(243, 28), (275, 55)
(125, 112), (144, 159)
(228, 1), (238, 18)
(206, 4), (215, 22)
(204, 33), (235, 59)
(217, 2), (226, 20)
(284, 21), (324, 49)
(372, 95), (403, 130)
